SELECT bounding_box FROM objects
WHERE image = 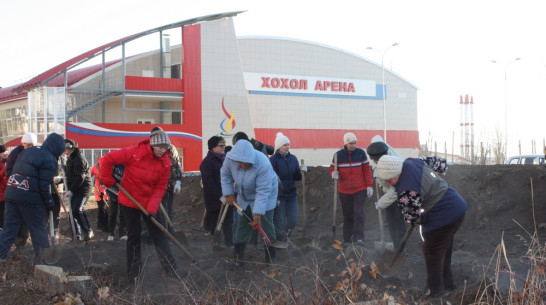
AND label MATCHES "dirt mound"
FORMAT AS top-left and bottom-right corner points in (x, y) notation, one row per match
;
(1, 165), (545, 304)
